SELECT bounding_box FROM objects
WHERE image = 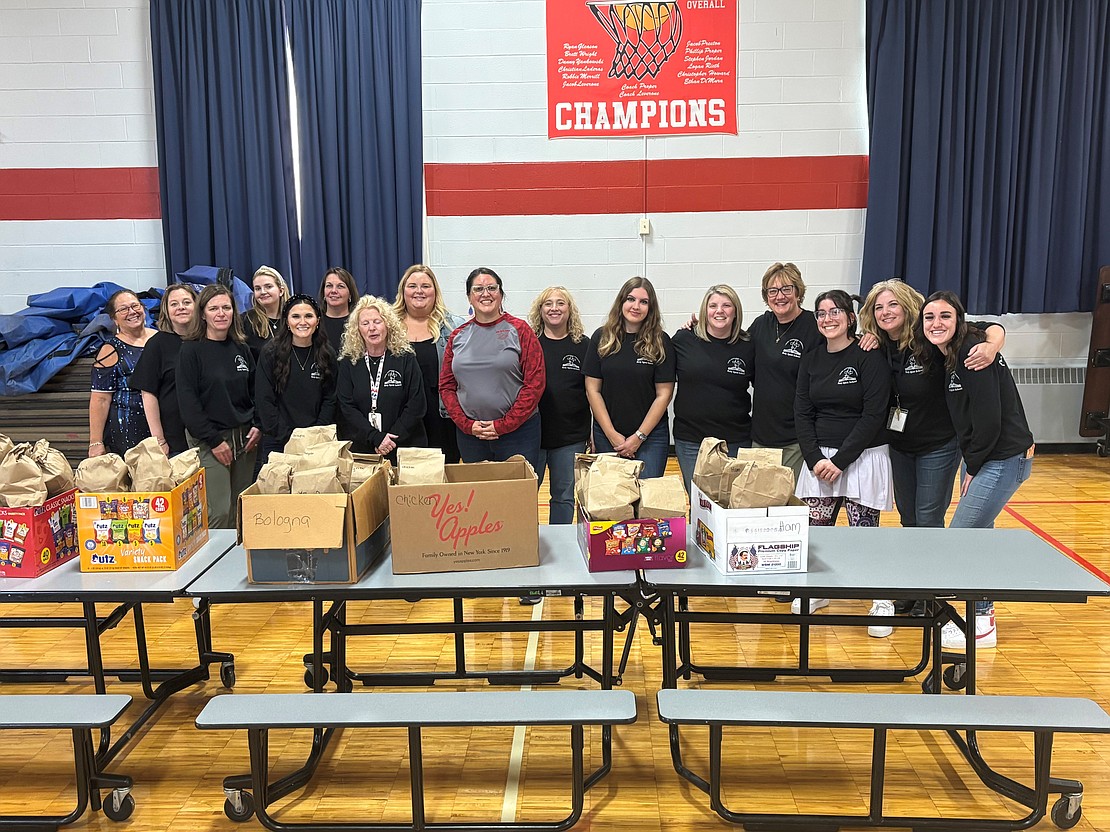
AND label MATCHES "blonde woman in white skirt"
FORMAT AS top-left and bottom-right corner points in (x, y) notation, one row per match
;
(793, 289), (895, 637)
